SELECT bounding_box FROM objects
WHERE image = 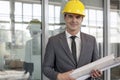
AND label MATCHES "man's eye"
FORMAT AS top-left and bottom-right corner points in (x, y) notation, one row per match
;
(76, 16), (81, 19)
